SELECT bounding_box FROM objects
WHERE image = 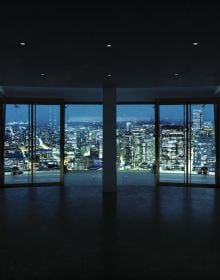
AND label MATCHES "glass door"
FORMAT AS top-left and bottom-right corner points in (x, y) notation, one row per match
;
(158, 103), (216, 185)
(4, 104), (32, 185)
(4, 103), (62, 185)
